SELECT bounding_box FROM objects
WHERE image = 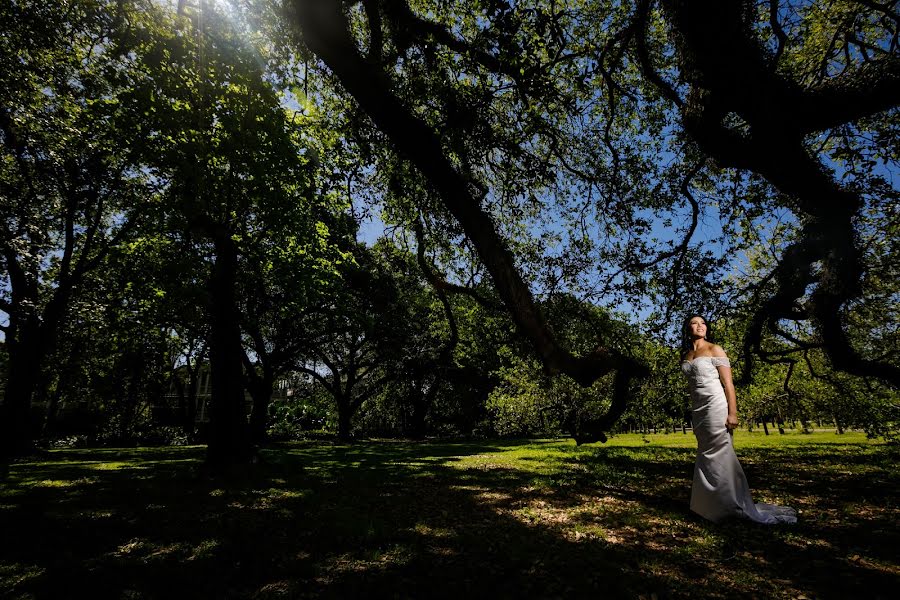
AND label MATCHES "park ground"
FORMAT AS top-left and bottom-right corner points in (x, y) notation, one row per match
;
(1, 431), (897, 599)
